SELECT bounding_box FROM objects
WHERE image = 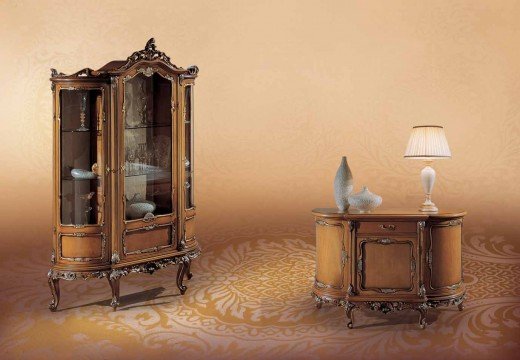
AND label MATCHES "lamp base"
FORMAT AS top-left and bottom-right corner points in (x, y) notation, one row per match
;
(419, 199), (438, 212)
(419, 163), (438, 212)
